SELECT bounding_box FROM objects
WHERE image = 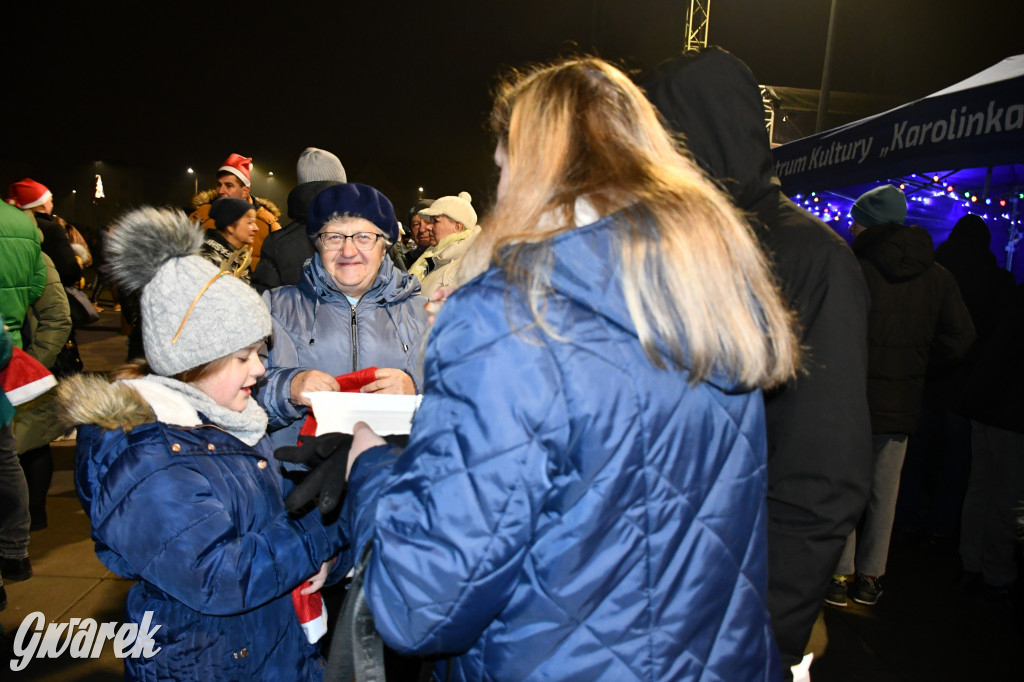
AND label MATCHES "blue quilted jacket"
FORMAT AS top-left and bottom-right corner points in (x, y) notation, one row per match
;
(70, 377), (344, 681)
(343, 213), (782, 681)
